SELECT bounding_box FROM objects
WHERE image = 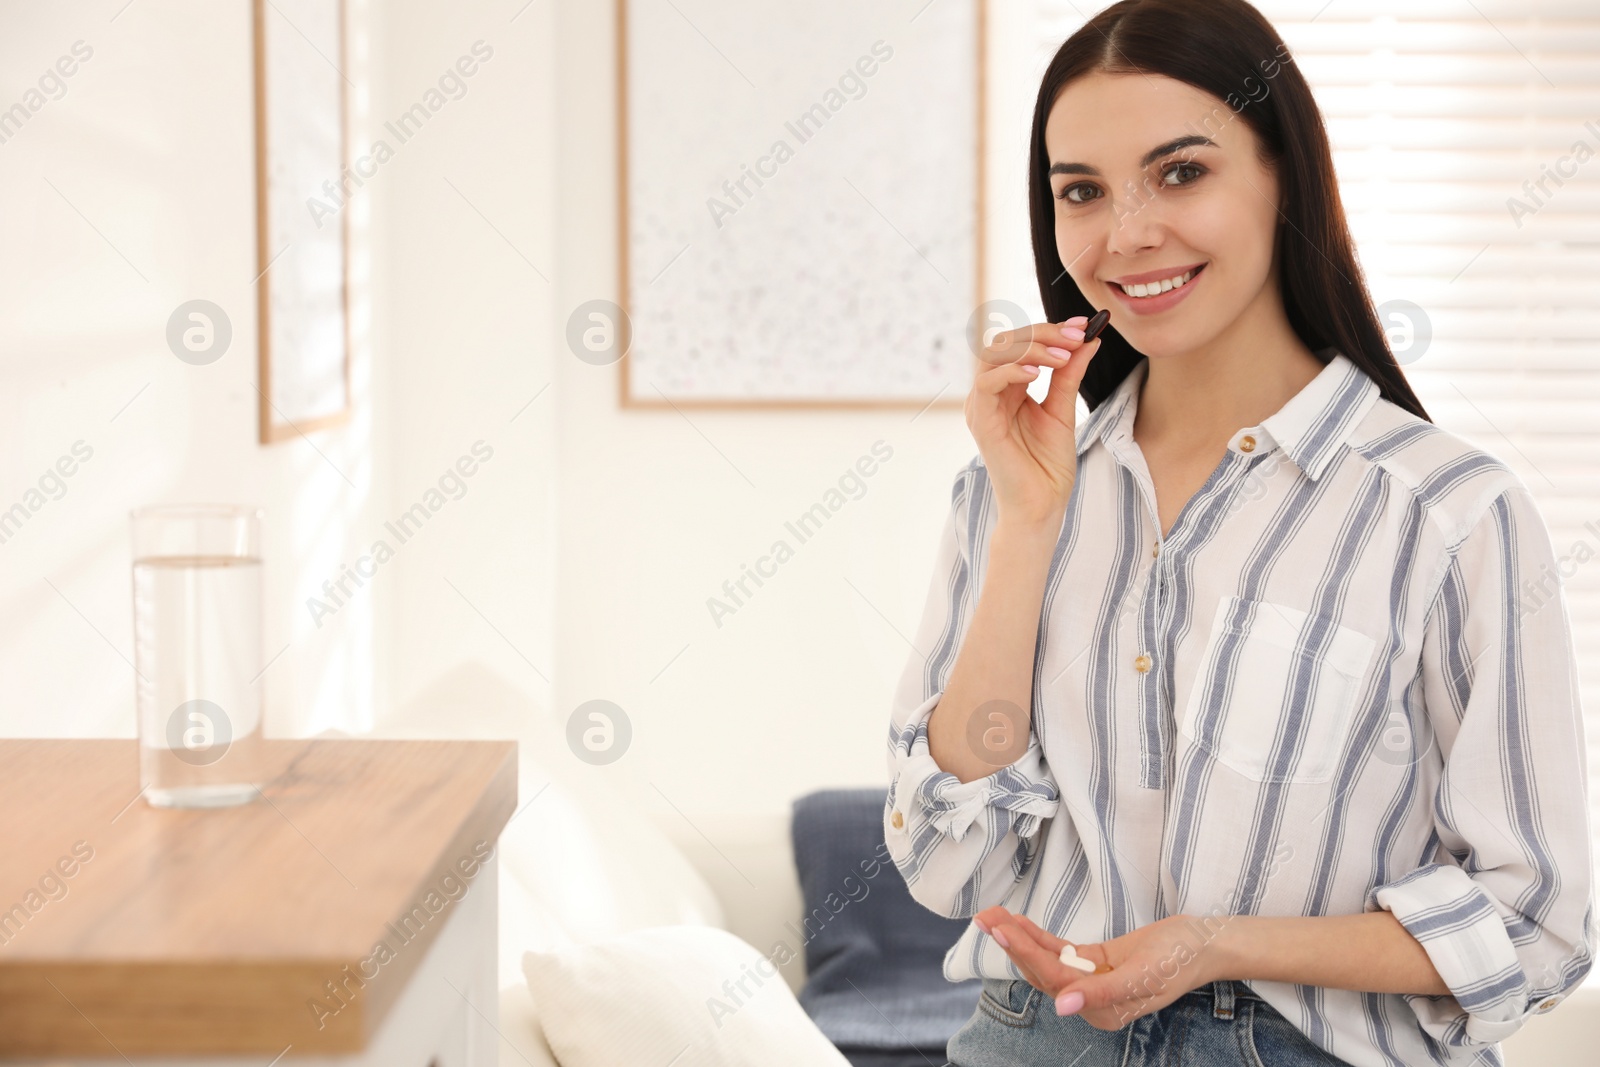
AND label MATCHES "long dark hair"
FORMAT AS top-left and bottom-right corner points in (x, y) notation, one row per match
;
(1029, 0), (1430, 421)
